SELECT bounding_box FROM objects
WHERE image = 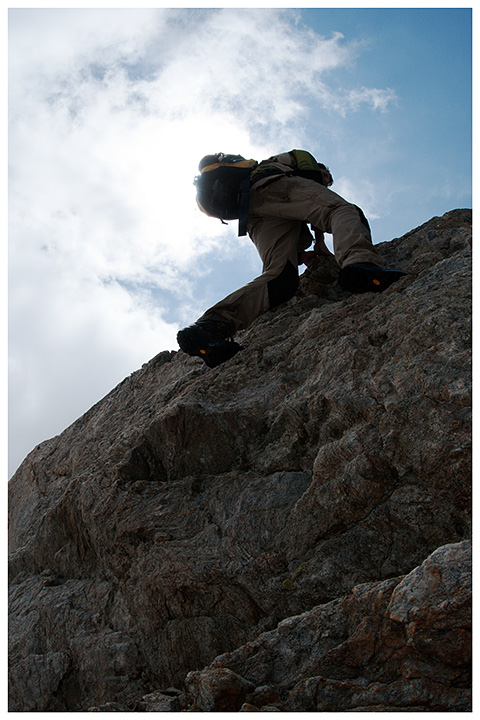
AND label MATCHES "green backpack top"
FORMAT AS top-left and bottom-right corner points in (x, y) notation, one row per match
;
(250, 149), (333, 188)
